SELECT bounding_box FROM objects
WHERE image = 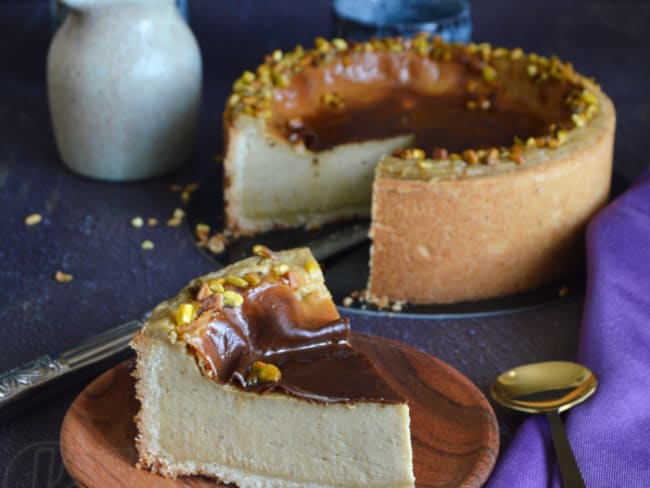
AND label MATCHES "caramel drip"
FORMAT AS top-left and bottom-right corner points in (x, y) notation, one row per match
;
(186, 280), (403, 404)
